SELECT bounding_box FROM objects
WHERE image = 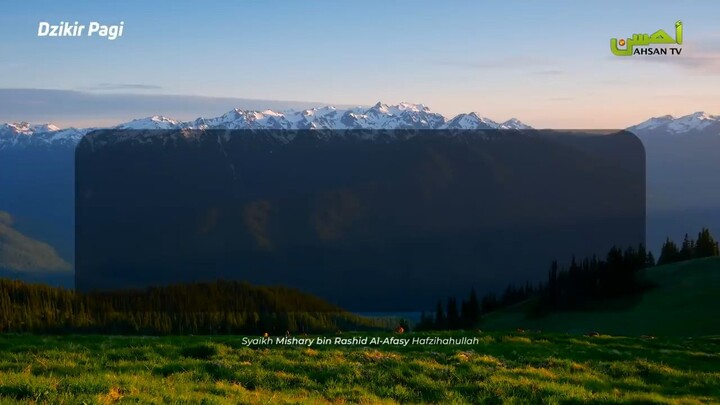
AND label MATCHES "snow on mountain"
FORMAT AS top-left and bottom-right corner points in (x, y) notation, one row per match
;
(182, 102), (448, 131)
(628, 111), (720, 136)
(1, 122), (60, 135)
(0, 102), (535, 149)
(0, 122), (86, 150)
(117, 115), (186, 130)
(6, 104), (720, 151)
(628, 115), (675, 132)
(499, 118), (532, 130)
(666, 112), (720, 134)
(120, 102), (506, 131)
(358, 102), (446, 129)
(442, 112), (500, 129)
